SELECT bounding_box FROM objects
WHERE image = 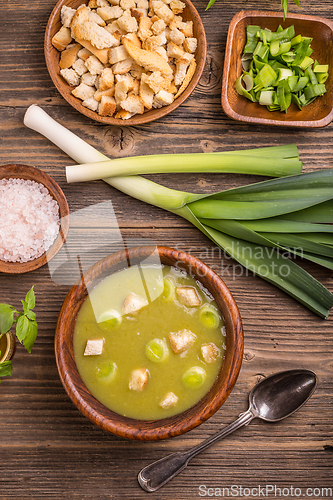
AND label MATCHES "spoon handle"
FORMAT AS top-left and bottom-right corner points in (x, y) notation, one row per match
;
(138, 409), (254, 492)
